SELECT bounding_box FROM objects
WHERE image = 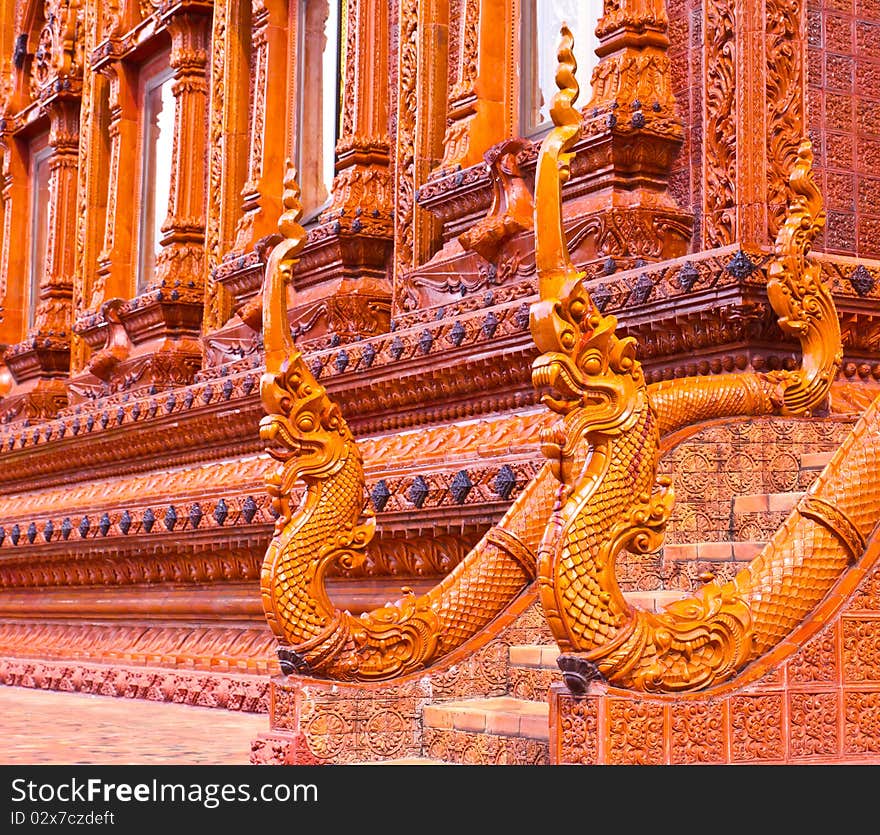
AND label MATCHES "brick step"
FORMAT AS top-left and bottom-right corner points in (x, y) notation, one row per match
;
(504, 588), (688, 701)
(732, 491), (804, 514)
(508, 644), (561, 701)
(423, 696), (549, 740)
(422, 696), (550, 765)
(800, 451), (834, 471)
(731, 491), (804, 540)
(662, 540), (766, 563)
